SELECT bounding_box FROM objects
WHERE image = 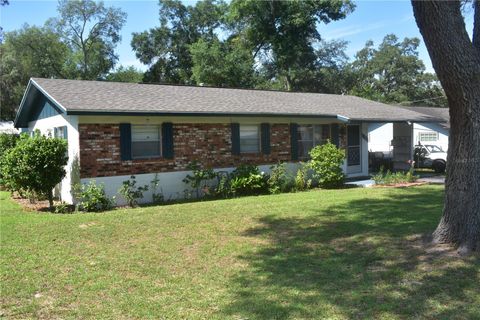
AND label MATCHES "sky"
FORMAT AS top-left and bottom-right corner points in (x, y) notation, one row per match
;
(0, 0), (476, 73)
